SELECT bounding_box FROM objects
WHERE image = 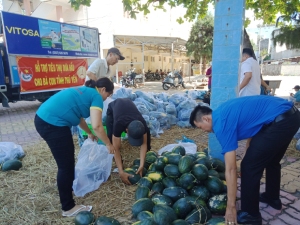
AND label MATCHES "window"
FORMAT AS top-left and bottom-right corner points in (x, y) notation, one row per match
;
(159, 56), (161, 61)
(174, 59), (176, 63)
(151, 56), (155, 62)
(164, 57), (166, 62)
(169, 58), (171, 63)
(144, 56), (148, 61)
